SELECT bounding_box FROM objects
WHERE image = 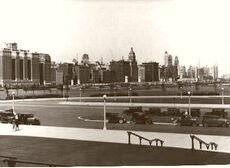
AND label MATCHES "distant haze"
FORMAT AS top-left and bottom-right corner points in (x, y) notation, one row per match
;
(0, 0), (229, 75)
